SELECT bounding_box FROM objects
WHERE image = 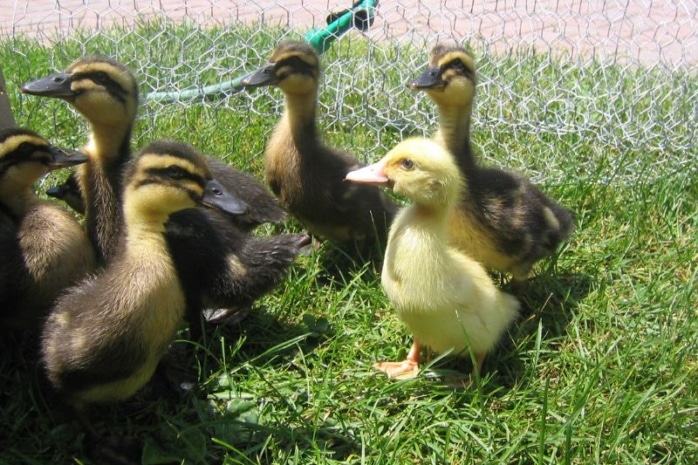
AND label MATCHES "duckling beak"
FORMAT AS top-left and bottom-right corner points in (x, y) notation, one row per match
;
(20, 73), (76, 99)
(202, 179), (250, 216)
(240, 63), (280, 88)
(409, 66), (445, 90)
(344, 161), (391, 187)
(46, 147), (89, 168)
